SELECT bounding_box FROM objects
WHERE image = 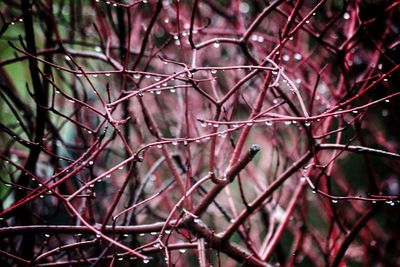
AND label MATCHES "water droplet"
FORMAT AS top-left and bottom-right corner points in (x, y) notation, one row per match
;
(284, 121), (292, 125)
(383, 78), (388, 82)
(118, 166), (124, 170)
(251, 34), (258, 41)
(384, 99), (390, 103)
(305, 121), (311, 127)
(213, 124), (219, 128)
(211, 69), (217, 74)
(105, 73), (111, 76)
(331, 199), (338, 203)
(172, 140), (178, 146)
(265, 121), (273, 126)
(246, 122), (253, 126)
(154, 76), (161, 81)
(94, 46), (102, 52)
(179, 249), (187, 254)
(343, 12), (350, 20)
(134, 73), (141, 79)
(305, 20), (310, 24)
(150, 232), (158, 235)
(352, 110), (358, 114)
(194, 218), (201, 223)
(118, 257), (123, 261)
(143, 258), (150, 264)
(311, 190), (316, 194)
(153, 242), (161, 248)
(213, 41), (220, 48)
(44, 234), (50, 238)
(64, 55), (71, 61)
(294, 53), (302, 60)
(88, 161), (94, 165)
(155, 90), (161, 95)
(282, 54), (290, 61)
(40, 195), (44, 198)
